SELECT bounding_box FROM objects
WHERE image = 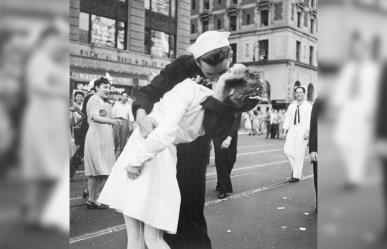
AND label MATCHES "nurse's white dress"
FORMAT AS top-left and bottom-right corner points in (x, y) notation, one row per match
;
(98, 79), (213, 234)
(283, 101), (312, 179)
